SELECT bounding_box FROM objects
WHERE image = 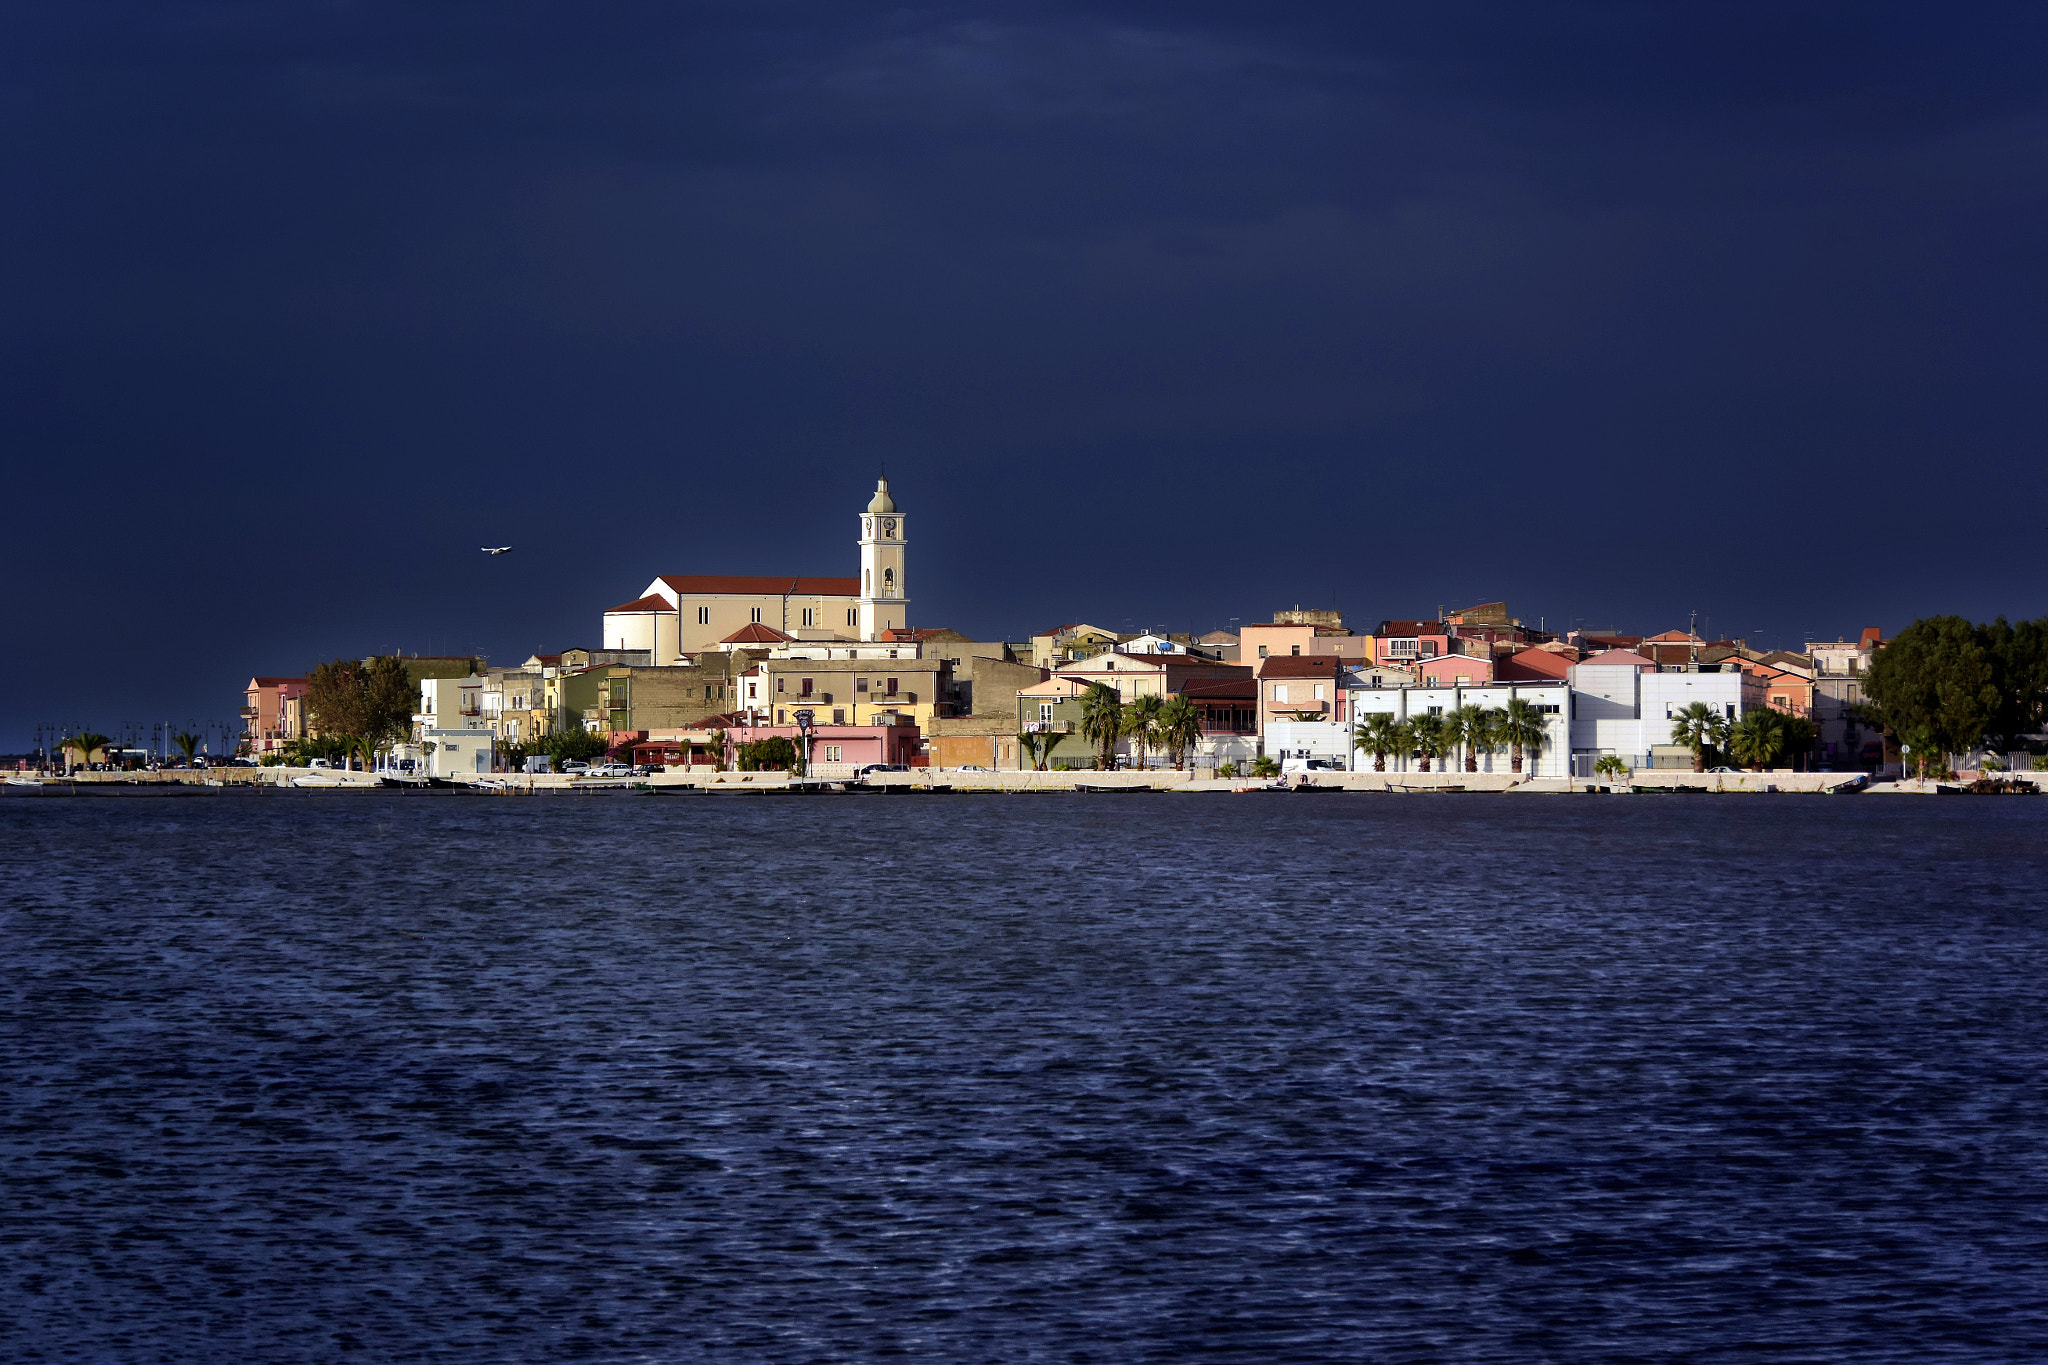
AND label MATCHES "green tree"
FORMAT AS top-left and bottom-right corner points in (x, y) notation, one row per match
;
(1079, 682), (1124, 770)
(1866, 616), (1999, 768)
(1407, 713), (1448, 772)
(171, 731), (203, 766)
(1156, 695), (1203, 770)
(1250, 754), (1280, 779)
(304, 655), (421, 767)
(1980, 616), (2048, 750)
(1449, 704), (1498, 773)
(1125, 693), (1165, 769)
(1777, 714), (1817, 771)
(63, 730), (110, 772)
(542, 727), (611, 764)
(1727, 709), (1787, 772)
(1352, 713), (1407, 772)
(1017, 731), (1055, 771)
(737, 736), (800, 771)
(1669, 701), (1731, 772)
(1495, 698), (1549, 774)
(1215, 761), (1239, 780)
(1594, 755), (1628, 782)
